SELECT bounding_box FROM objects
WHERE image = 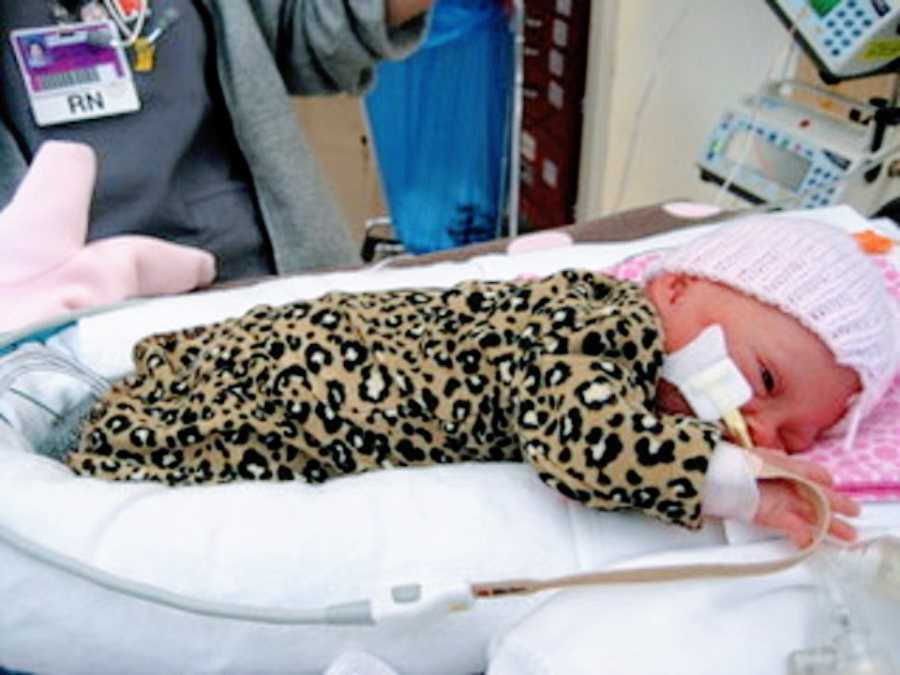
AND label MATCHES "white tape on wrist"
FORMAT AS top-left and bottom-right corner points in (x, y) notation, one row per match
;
(703, 441), (761, 522)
